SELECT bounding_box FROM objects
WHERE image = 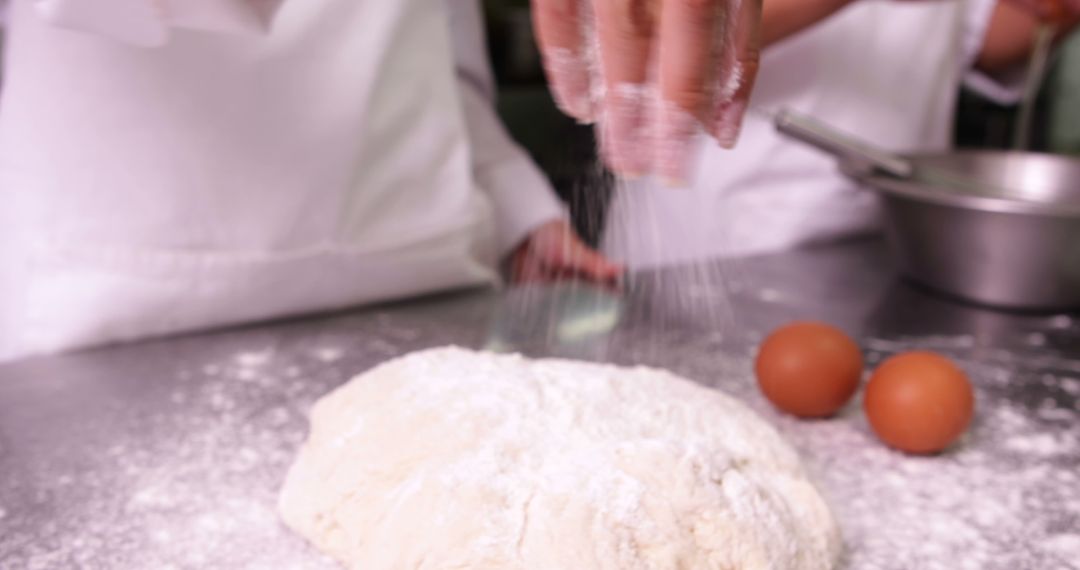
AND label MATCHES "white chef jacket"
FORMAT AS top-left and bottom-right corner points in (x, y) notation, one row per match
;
(604, 0), (1008, 268)
(0, 0), (563, 360)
